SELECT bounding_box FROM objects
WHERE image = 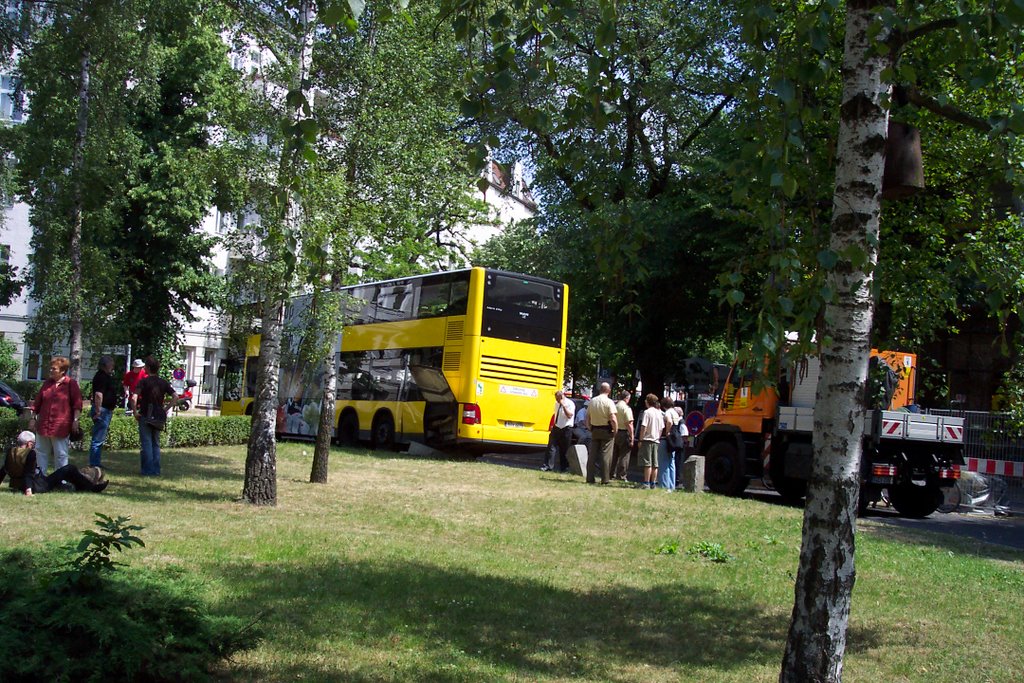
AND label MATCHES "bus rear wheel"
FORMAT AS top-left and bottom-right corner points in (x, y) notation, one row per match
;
(337, 412), (359, 446)
(372, 413), (396, 451)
